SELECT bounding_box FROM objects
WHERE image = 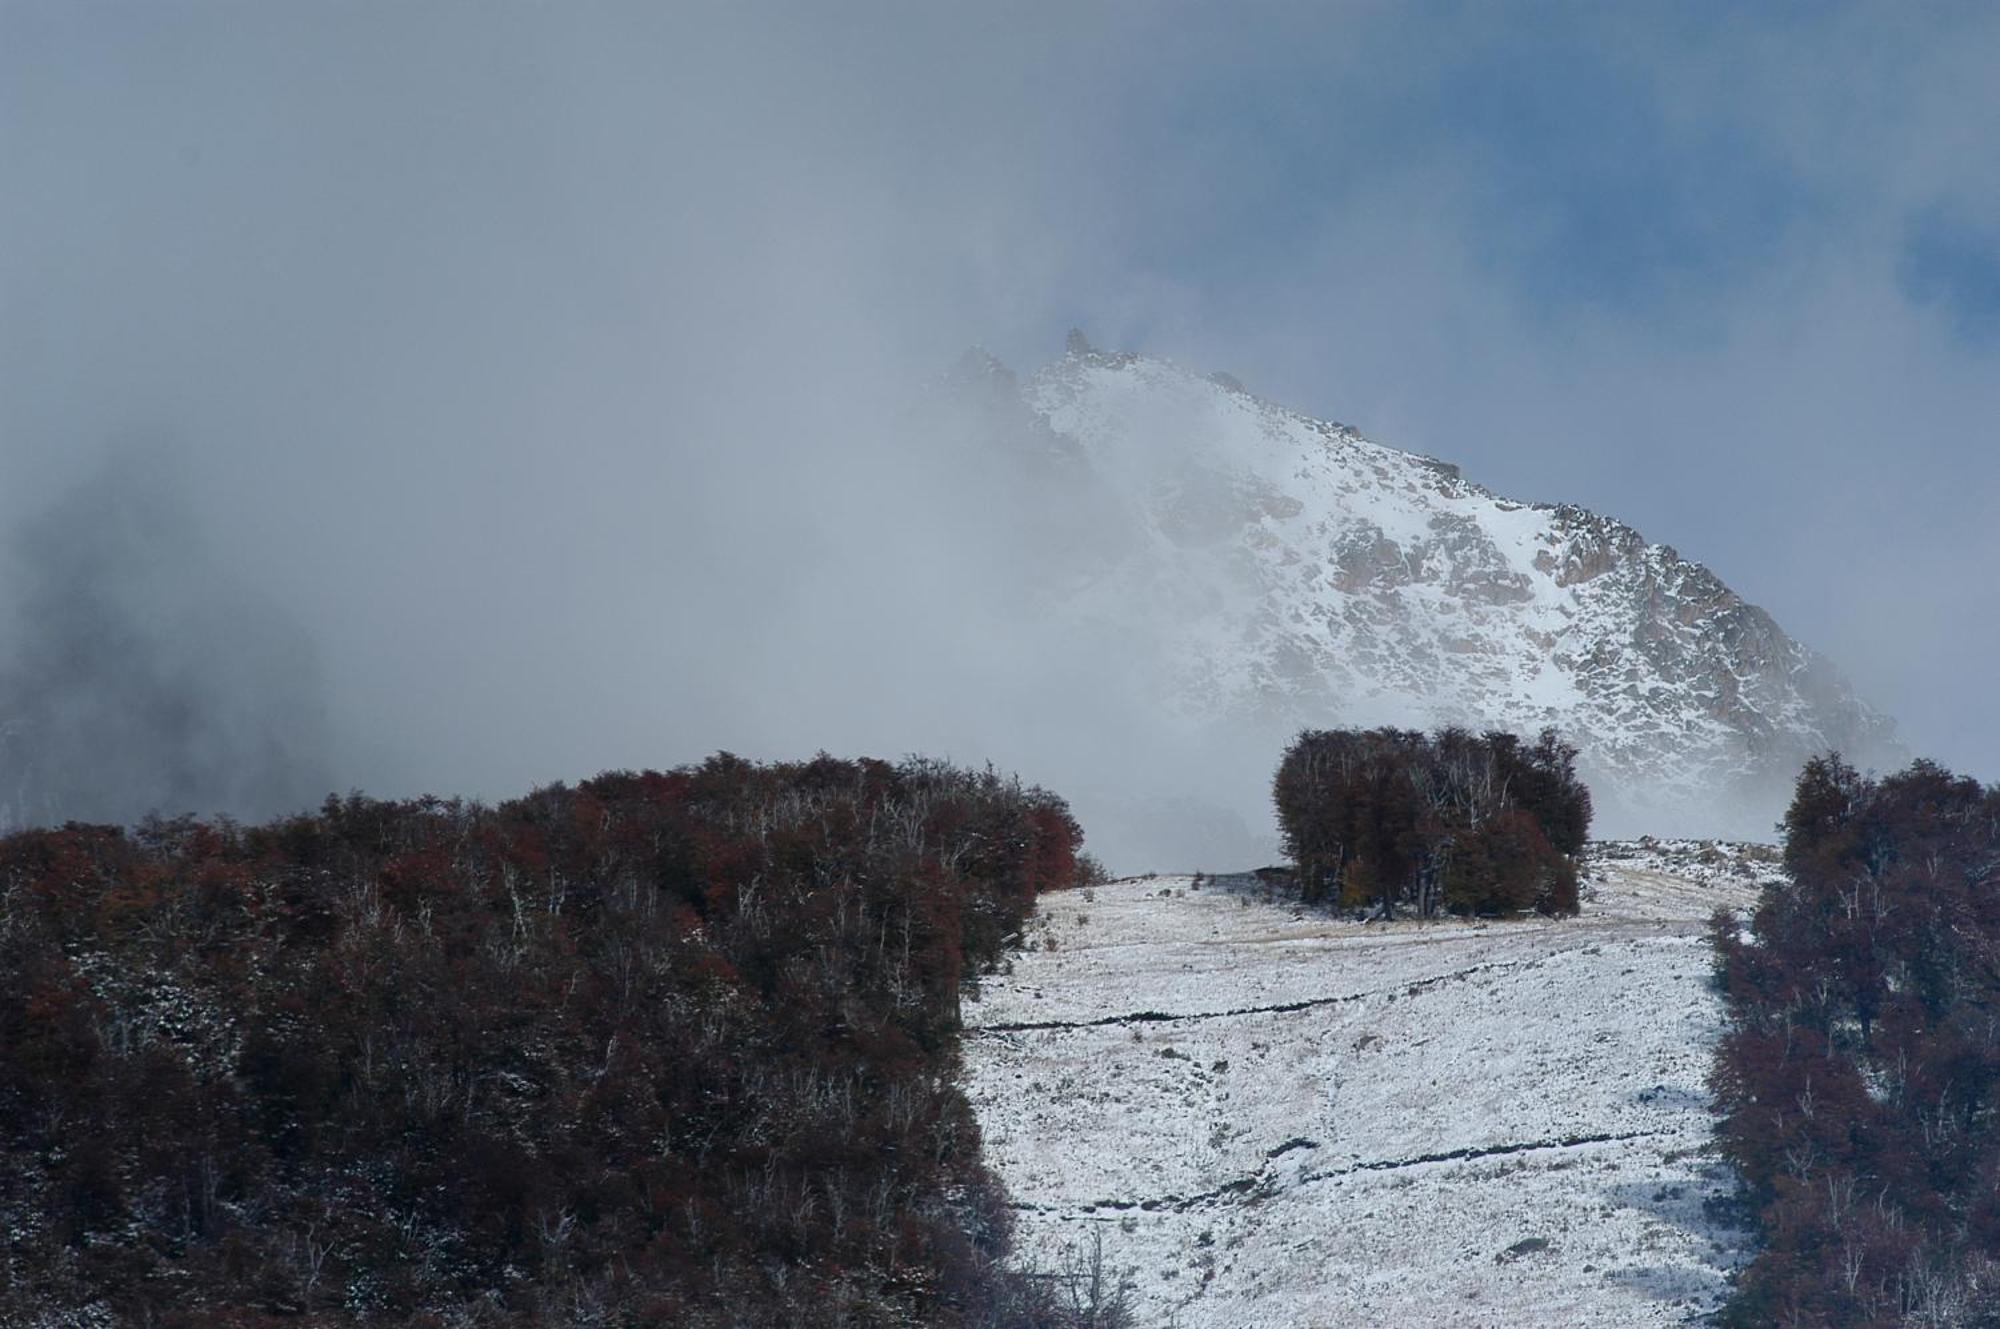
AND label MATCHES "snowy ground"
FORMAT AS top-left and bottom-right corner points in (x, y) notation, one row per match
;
(962, 843), (1774, 1328)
